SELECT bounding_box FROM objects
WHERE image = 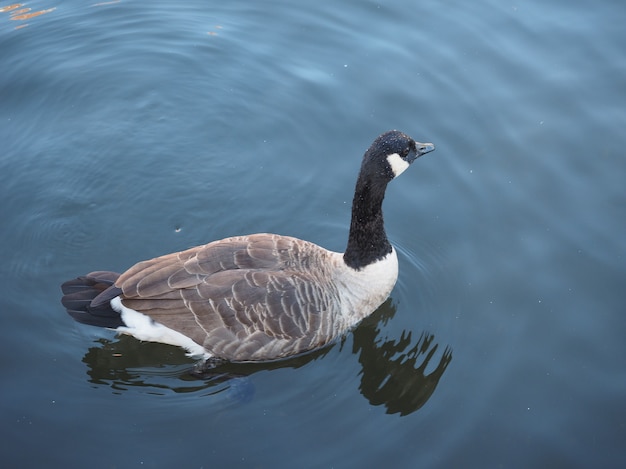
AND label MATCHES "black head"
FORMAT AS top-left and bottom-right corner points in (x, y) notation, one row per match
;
(362, 130), (435, 181)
